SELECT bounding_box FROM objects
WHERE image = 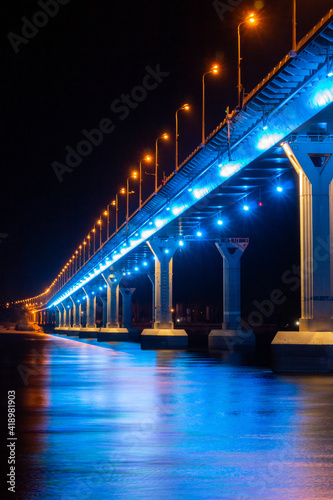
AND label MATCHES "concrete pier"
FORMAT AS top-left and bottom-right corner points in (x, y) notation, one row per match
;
(141, 238), (187, 349)
(272, 137), (333, 372)
(97, 269), (132, 341)
(208, 238), (255, 350)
